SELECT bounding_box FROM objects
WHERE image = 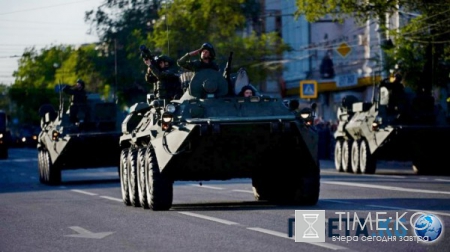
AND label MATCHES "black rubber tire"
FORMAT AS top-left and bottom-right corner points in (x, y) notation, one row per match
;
(342, 140), (352, 173)
(359, 139), (376, 174)
(334, 139), (343, 172)
(127, 149), (141, 207)
(42, 149), (61, 185)
(38, 150), (44, 183)
(145, 145), (173, 211)
(351, 140), (361, 174)
(120, 149), (131, 206)
(252, 162), (320, 206)
(138, 147), (149, 209)
(251, 176), (269, 201)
